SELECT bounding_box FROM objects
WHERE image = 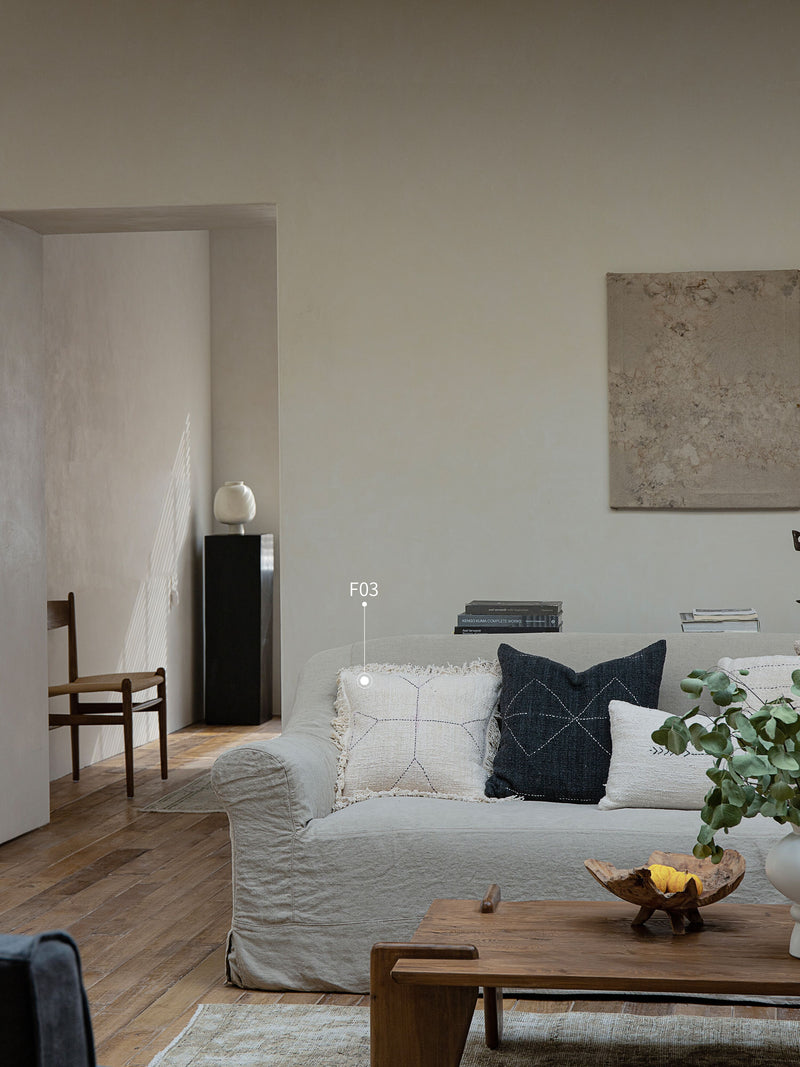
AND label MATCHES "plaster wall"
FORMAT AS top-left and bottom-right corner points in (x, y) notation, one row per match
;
(45, 231), (212, 778)
(1, 1), (799, 718)
(0, 220), (49, 842)
(210, 225), (281, 711)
